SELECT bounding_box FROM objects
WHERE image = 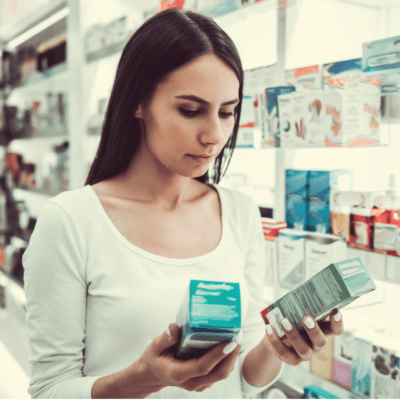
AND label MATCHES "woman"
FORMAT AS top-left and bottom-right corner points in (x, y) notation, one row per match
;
(23, 8), (344, 399)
